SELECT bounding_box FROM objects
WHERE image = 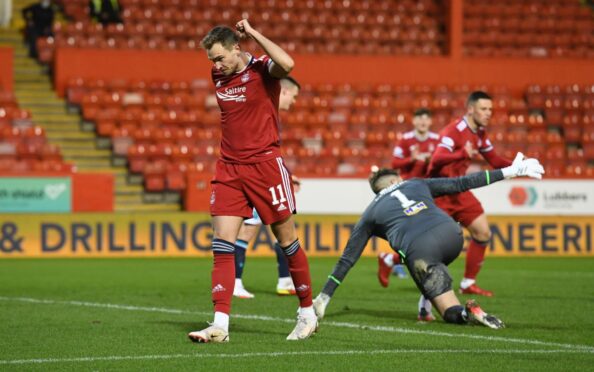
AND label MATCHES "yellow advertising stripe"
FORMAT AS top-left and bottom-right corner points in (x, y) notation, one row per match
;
(0, 214), (592, 258)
